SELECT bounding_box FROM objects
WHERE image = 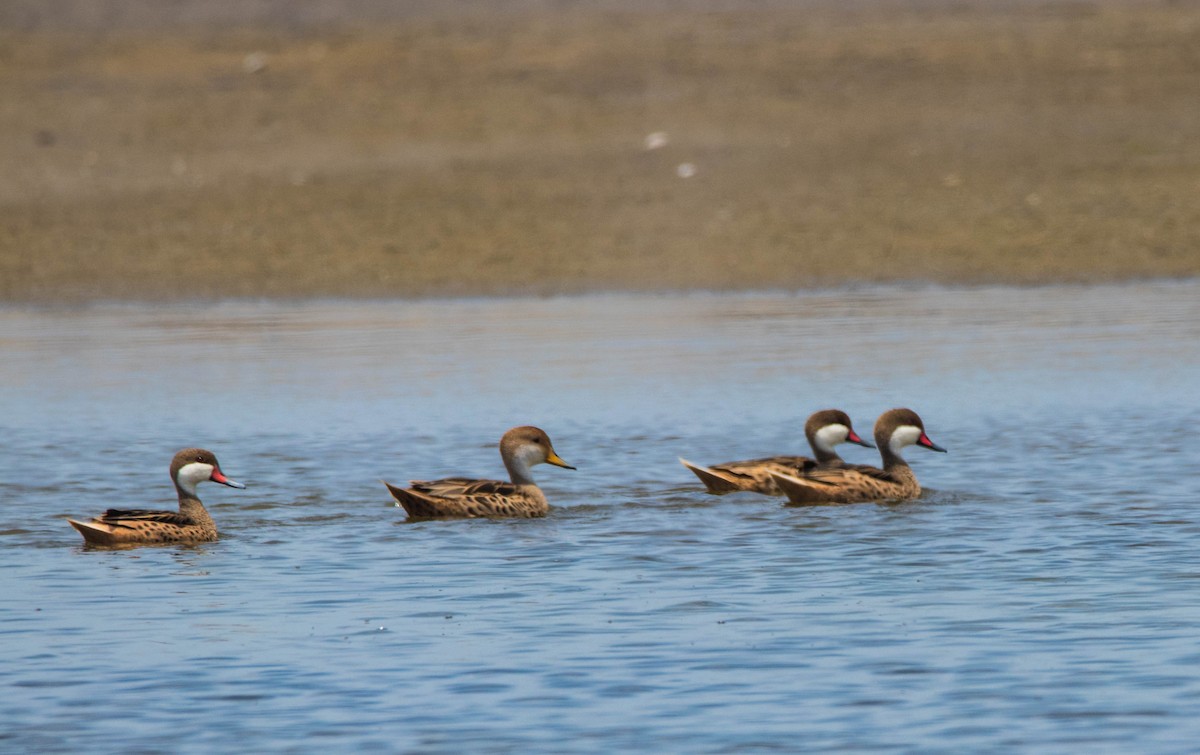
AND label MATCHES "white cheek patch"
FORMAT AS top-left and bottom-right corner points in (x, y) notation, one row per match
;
(889, 425), (923, 454)
(176, 462), (214, 496)
(517, 444), (545, 468)
(814, 424), (850, 453)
